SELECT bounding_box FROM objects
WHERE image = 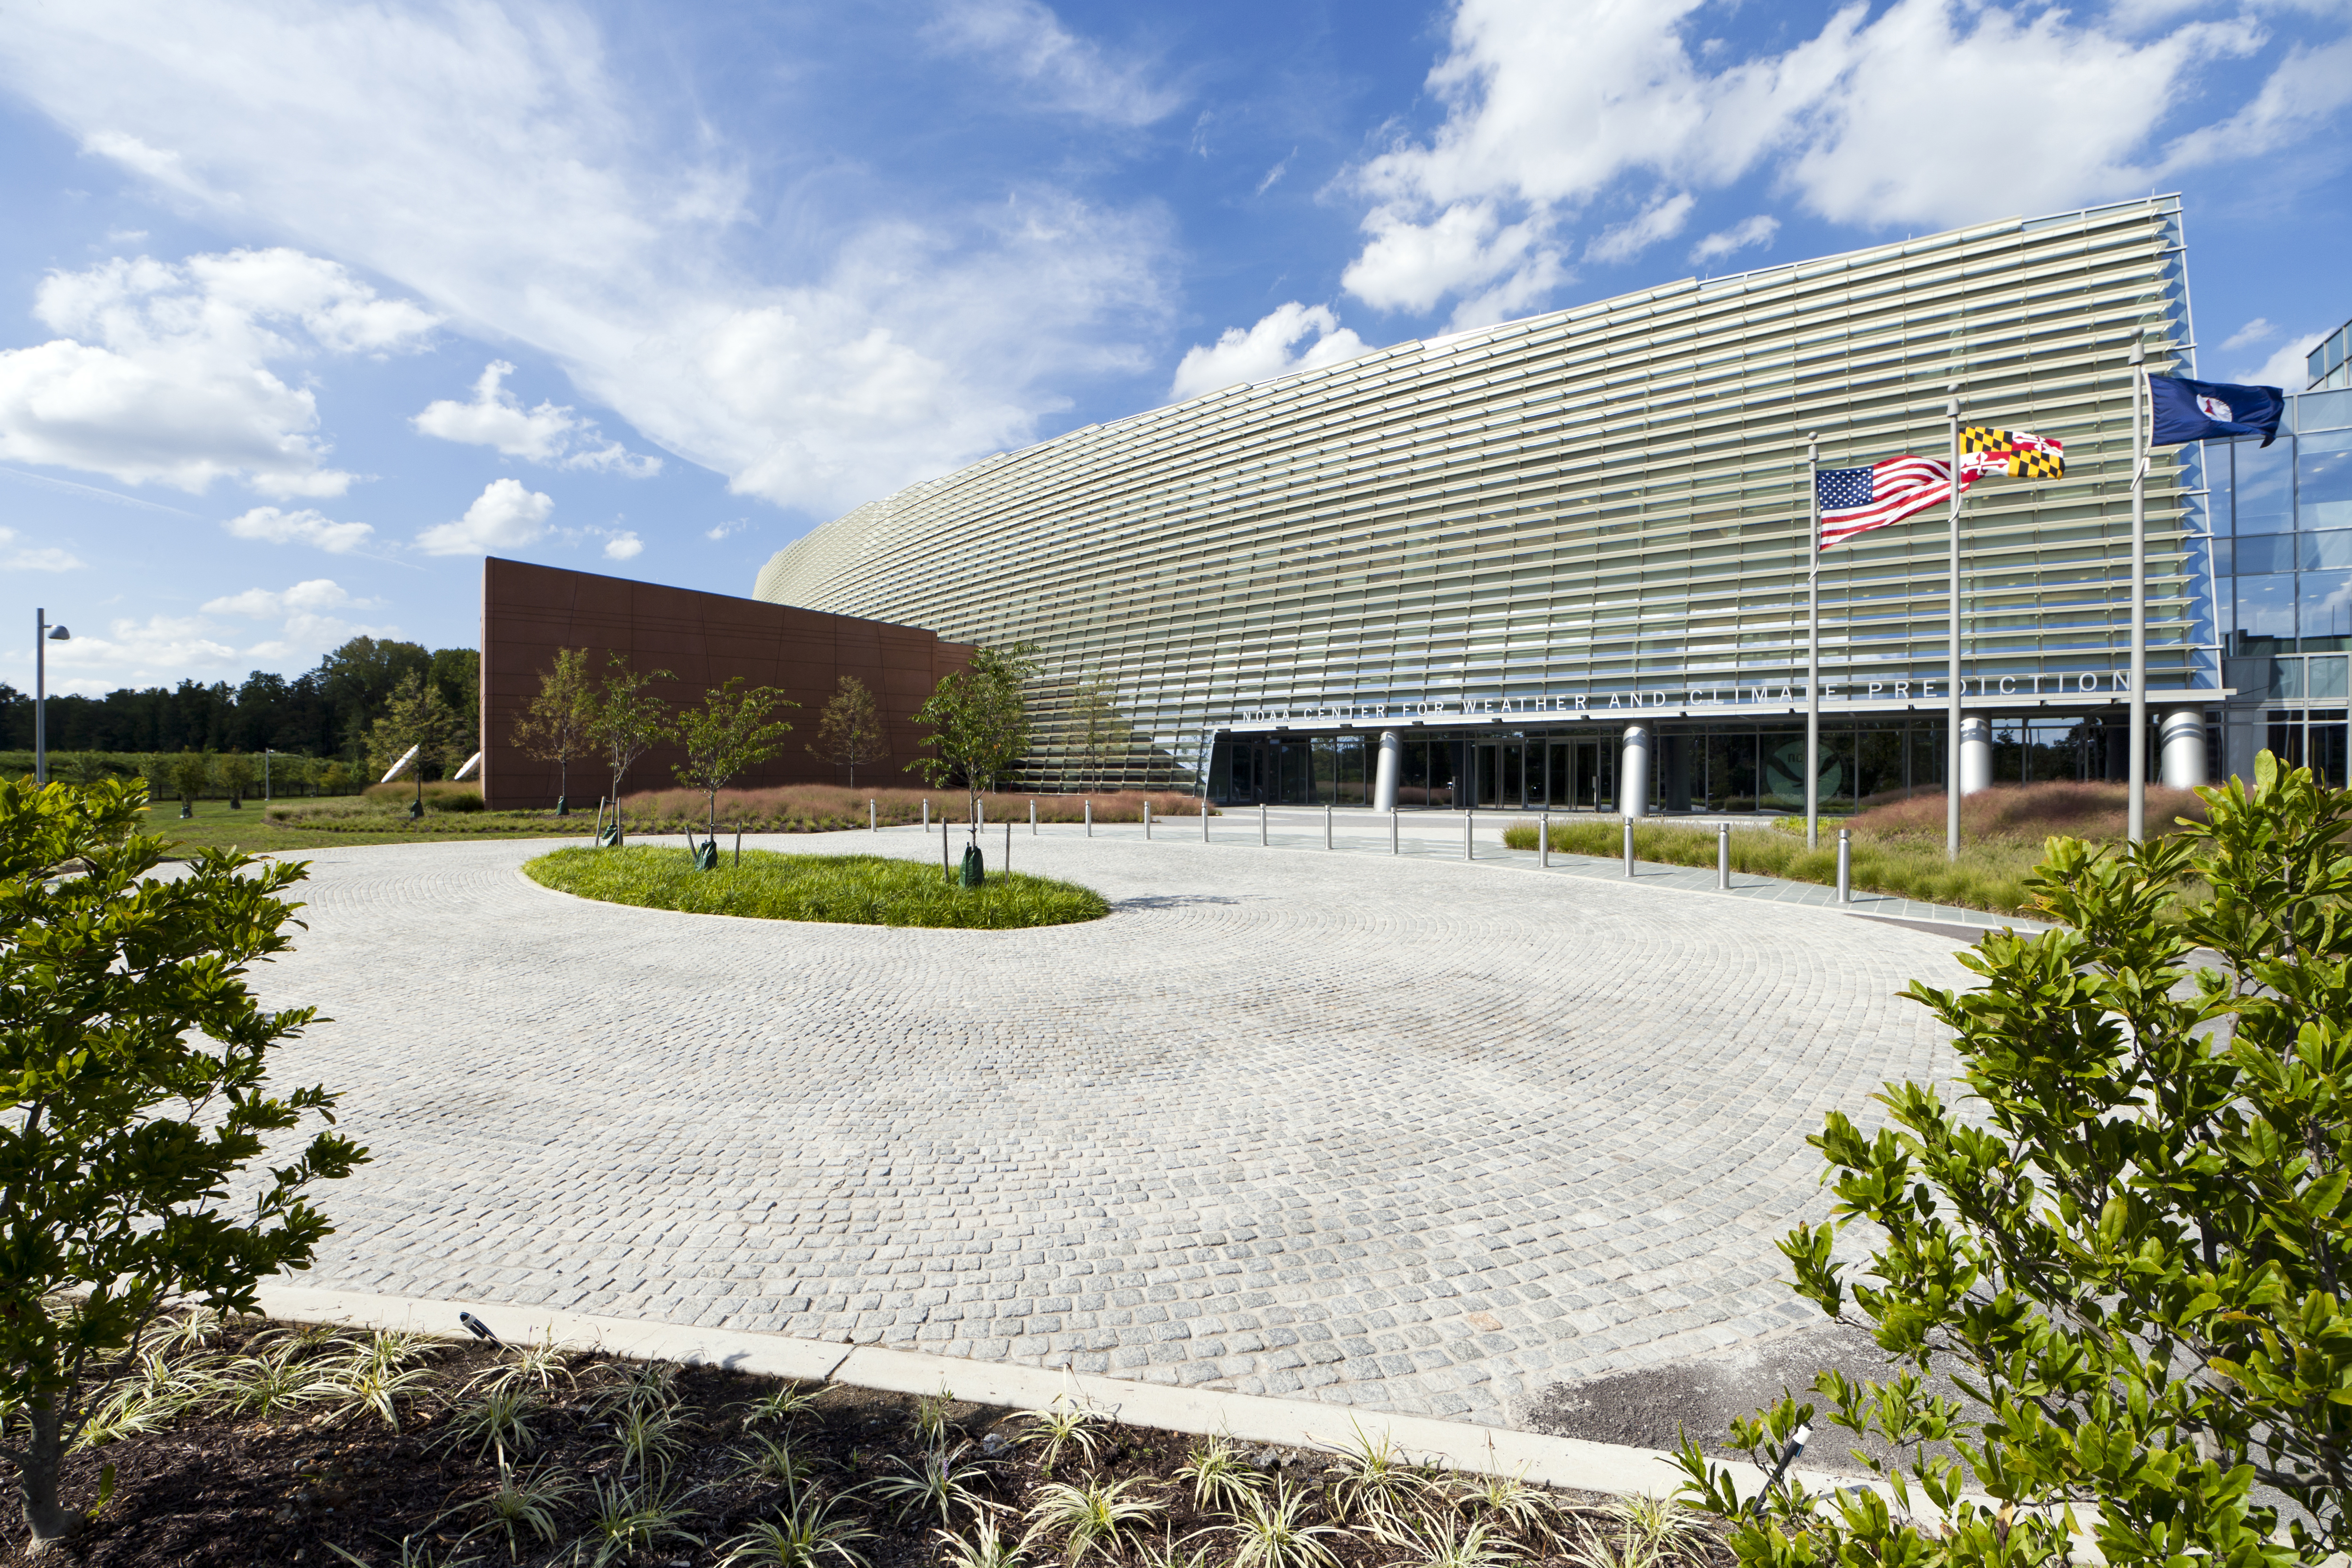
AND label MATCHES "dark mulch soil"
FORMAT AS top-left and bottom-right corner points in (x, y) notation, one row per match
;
(3, 1320), (1731, 1568)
